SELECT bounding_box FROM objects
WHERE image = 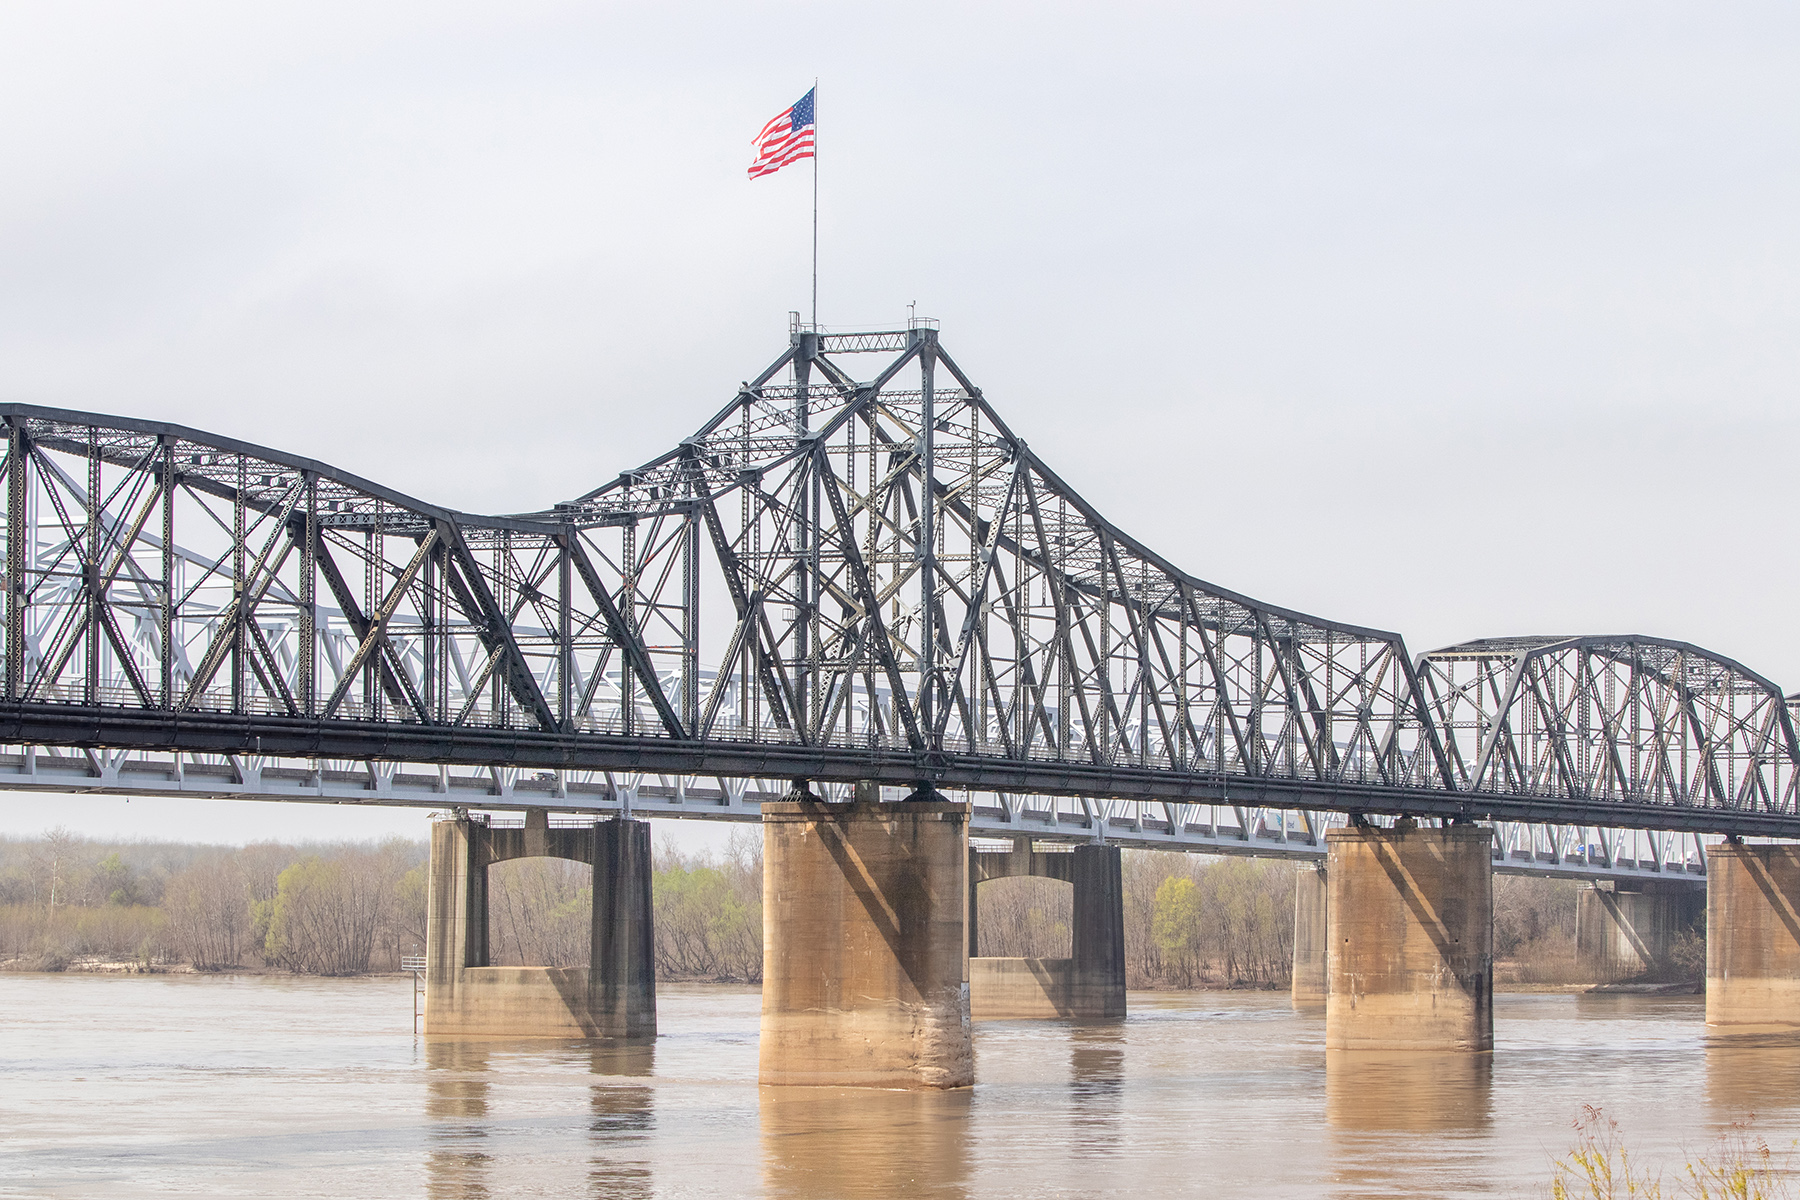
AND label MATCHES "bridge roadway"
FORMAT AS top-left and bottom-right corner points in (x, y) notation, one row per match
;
(0, 744), (1708, 885)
